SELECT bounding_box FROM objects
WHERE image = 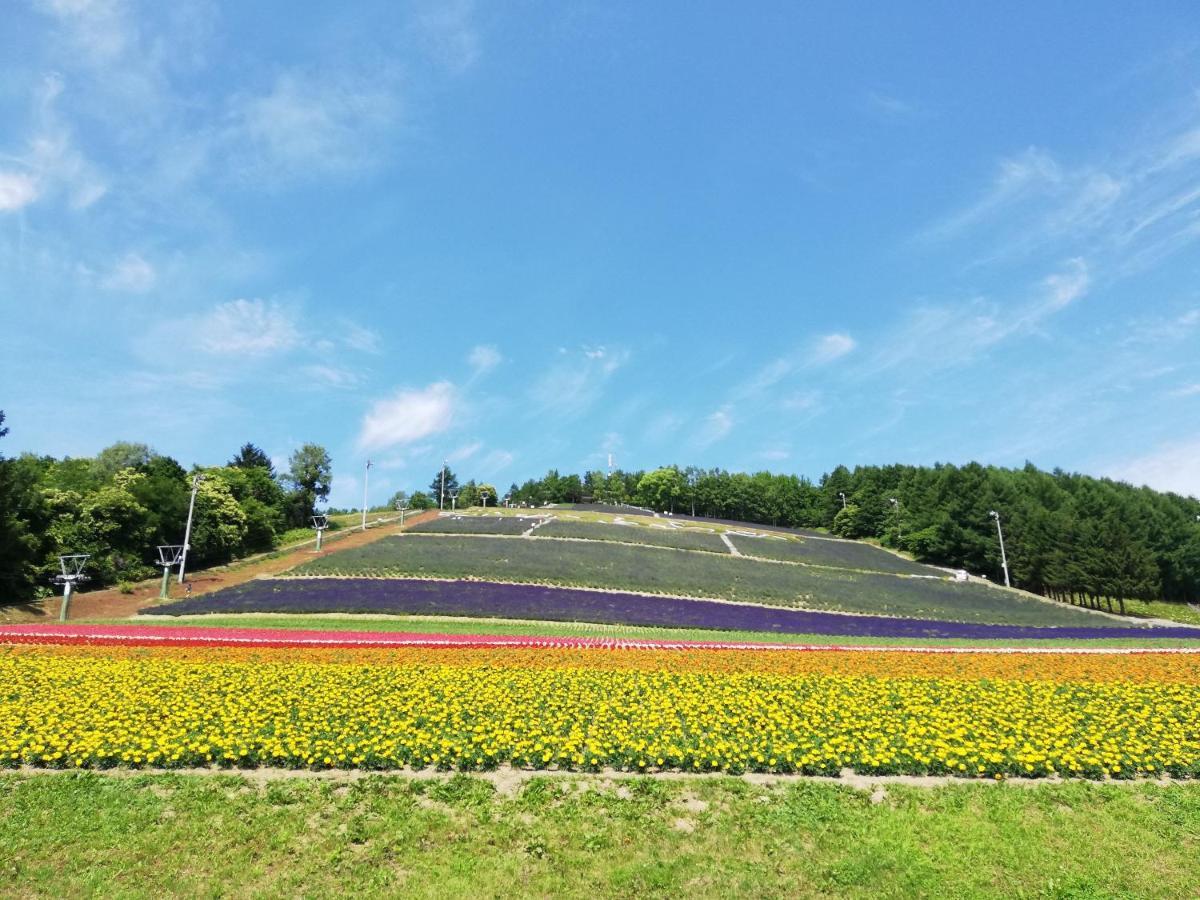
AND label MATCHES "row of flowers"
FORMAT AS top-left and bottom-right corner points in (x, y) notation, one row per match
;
(141, 577), (1200, 640)
(3, 645), (1199, 778)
